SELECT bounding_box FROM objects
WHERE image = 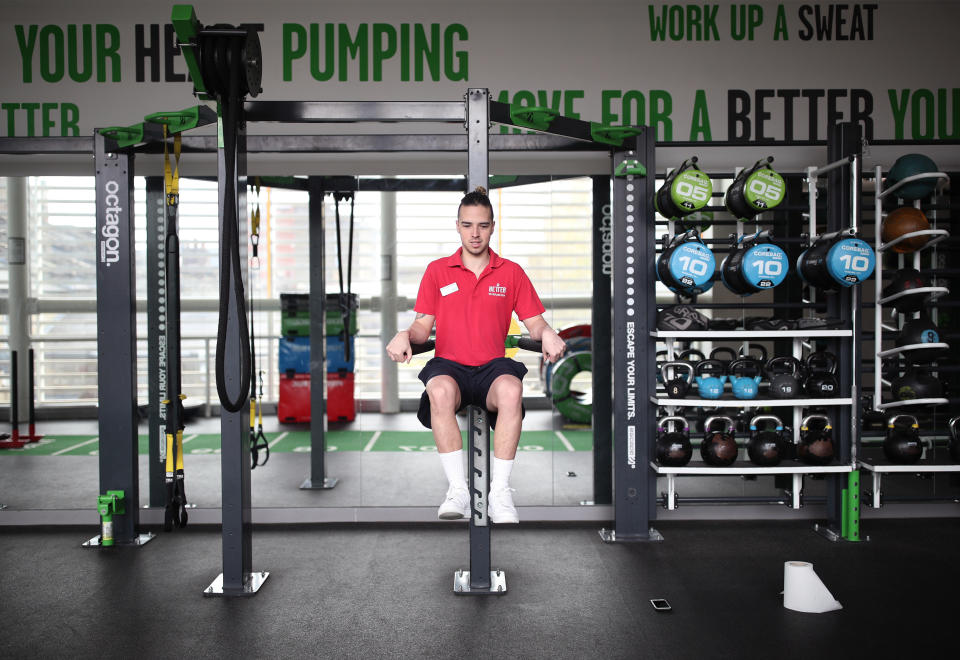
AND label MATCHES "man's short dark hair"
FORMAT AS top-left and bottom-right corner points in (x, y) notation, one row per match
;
(458, 186), (494, 221)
